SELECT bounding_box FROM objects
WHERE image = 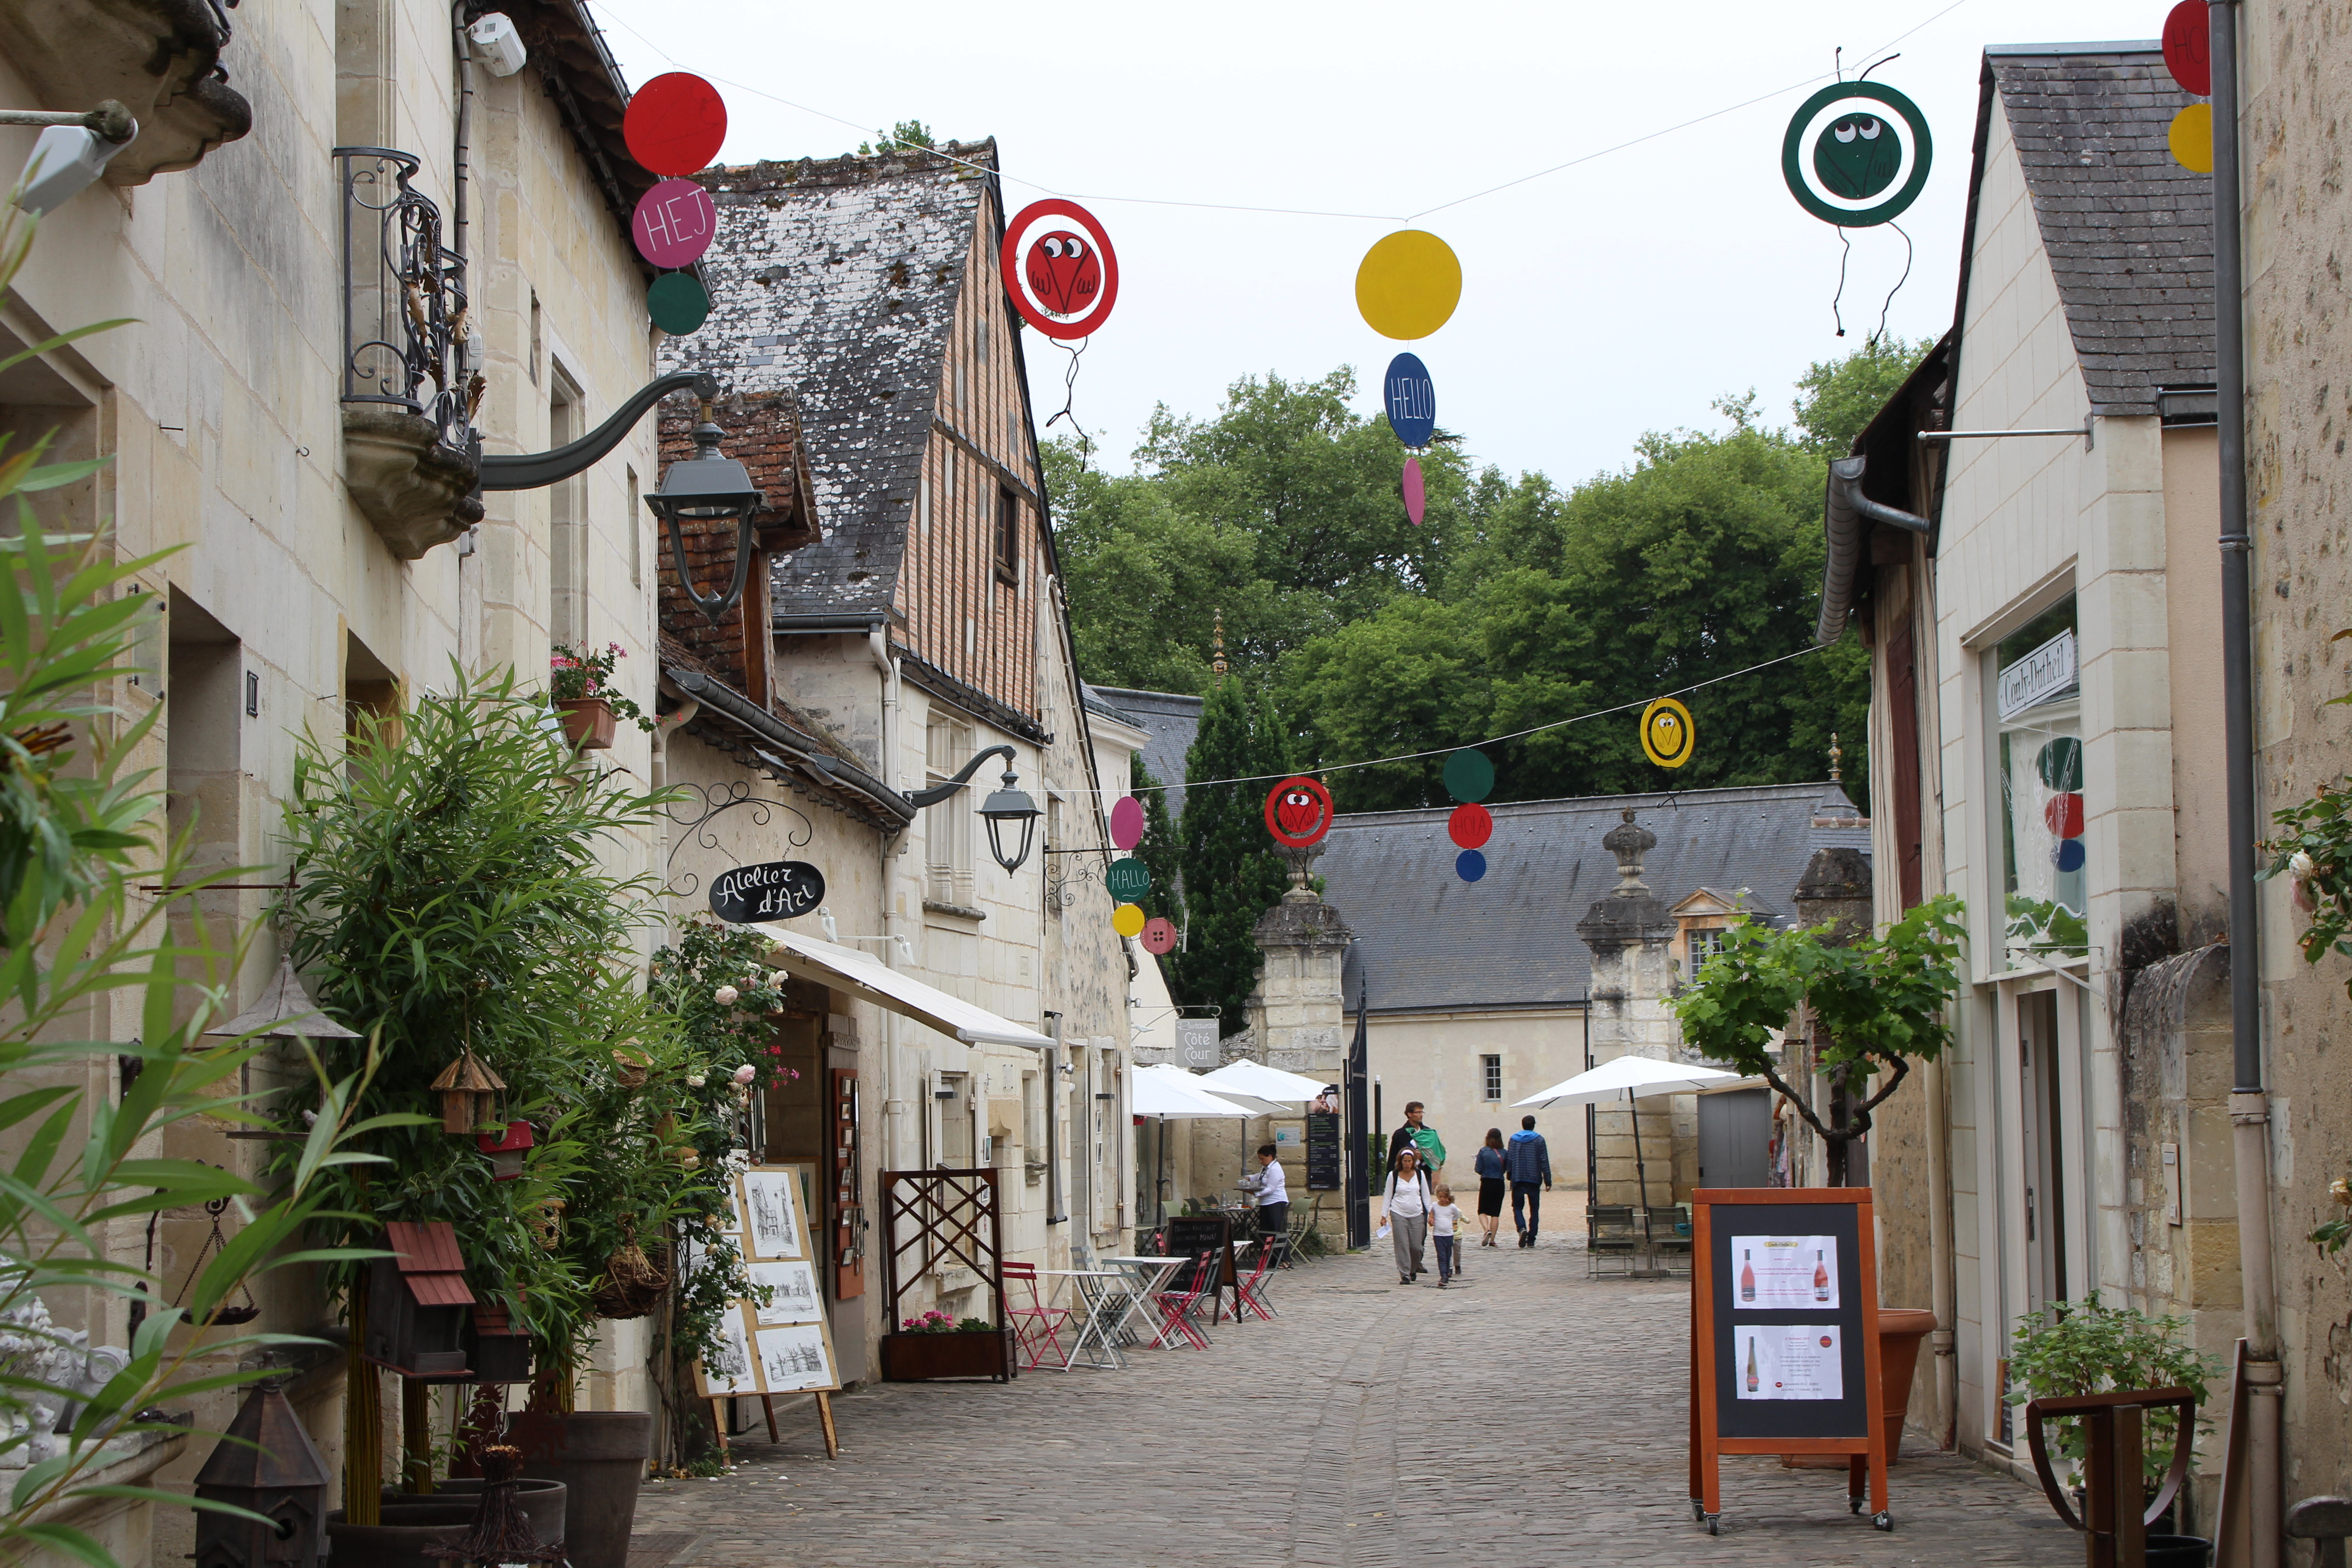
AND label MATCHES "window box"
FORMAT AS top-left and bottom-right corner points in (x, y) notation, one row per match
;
(878, 1326), (1015, 1383)
(557, 697), (617, 750)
